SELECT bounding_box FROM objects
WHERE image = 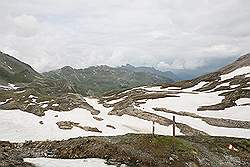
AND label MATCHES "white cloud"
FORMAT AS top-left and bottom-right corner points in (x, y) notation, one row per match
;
(157, 58), (205, 71)
(13, 15), (40, 37)
(0, 0), (249, 72)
